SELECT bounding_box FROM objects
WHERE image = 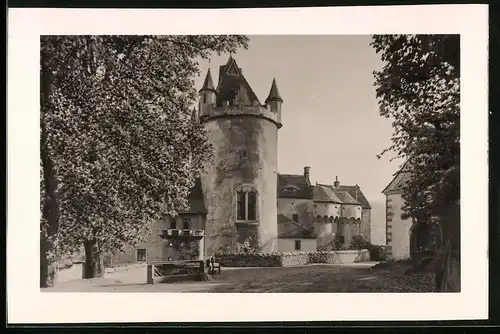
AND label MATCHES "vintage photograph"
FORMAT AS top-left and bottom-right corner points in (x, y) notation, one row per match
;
(39, 34), (460, 293)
